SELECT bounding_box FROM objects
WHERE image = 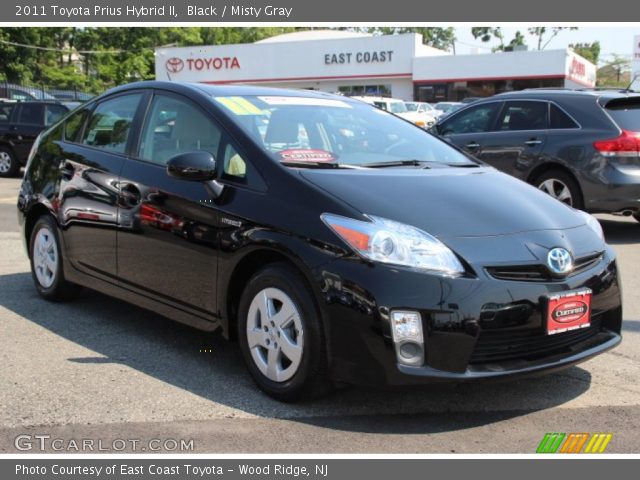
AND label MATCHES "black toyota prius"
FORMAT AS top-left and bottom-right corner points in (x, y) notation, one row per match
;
(17, 81), (622, 401)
